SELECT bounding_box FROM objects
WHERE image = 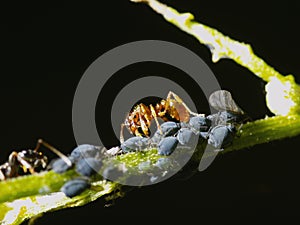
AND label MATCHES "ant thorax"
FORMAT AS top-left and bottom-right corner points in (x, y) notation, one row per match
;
(121, 91), (198, 141)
